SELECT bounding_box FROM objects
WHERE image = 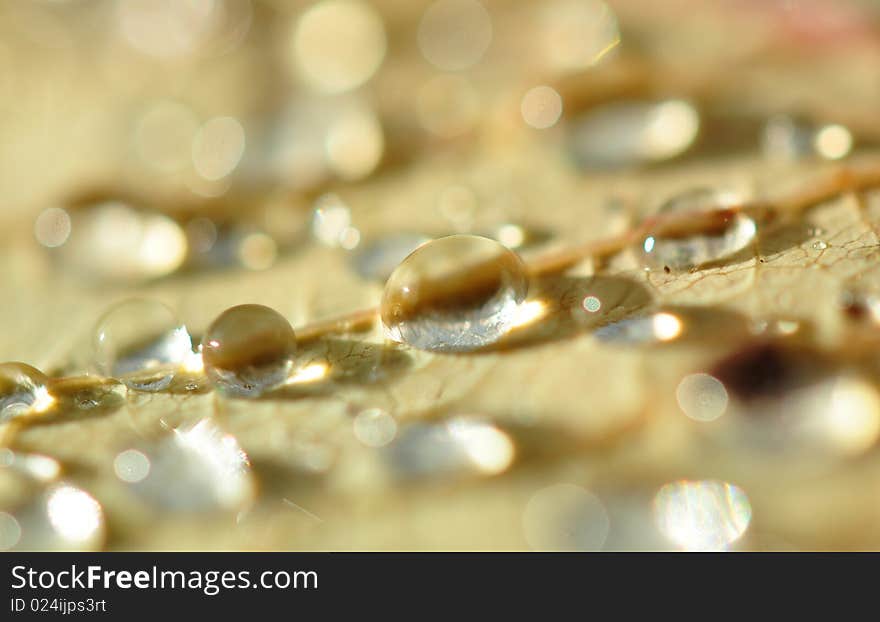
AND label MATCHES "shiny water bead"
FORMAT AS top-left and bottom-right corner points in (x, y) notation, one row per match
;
(93, 299), (193, 392)
(44, 197), (187, 283)
(1, 483), (106, 551)
(115, 419), (254, 512)
(201, 304), (297, 397)
(381, 235), (528, 352)
(568, 100), (699, 170)
(641, 188), (757, 271)
(0, 363), (52, 421)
